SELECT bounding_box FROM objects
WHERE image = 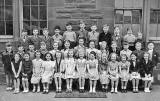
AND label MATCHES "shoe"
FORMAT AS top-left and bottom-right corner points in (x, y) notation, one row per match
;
(37, 88), (40, 93)
(121, 89), (124, 93)
(9, 87), (13, 91)
(115, 89), (118, 94)
(66, 89), (70, 93)
(144, 88), (147, 92)
(111, 89), (114, 93)
(32, 88), (36, 93)
(89, 89), (92, 93)
(46, 90), (49, 94)
(42, 90), (46, 94)
(146, 88), (150, 93)
(23, 89), (26, 93)
(92, 88), (96, 93)
(26, 89), (29, 93)
(6, 87), (10, 91)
